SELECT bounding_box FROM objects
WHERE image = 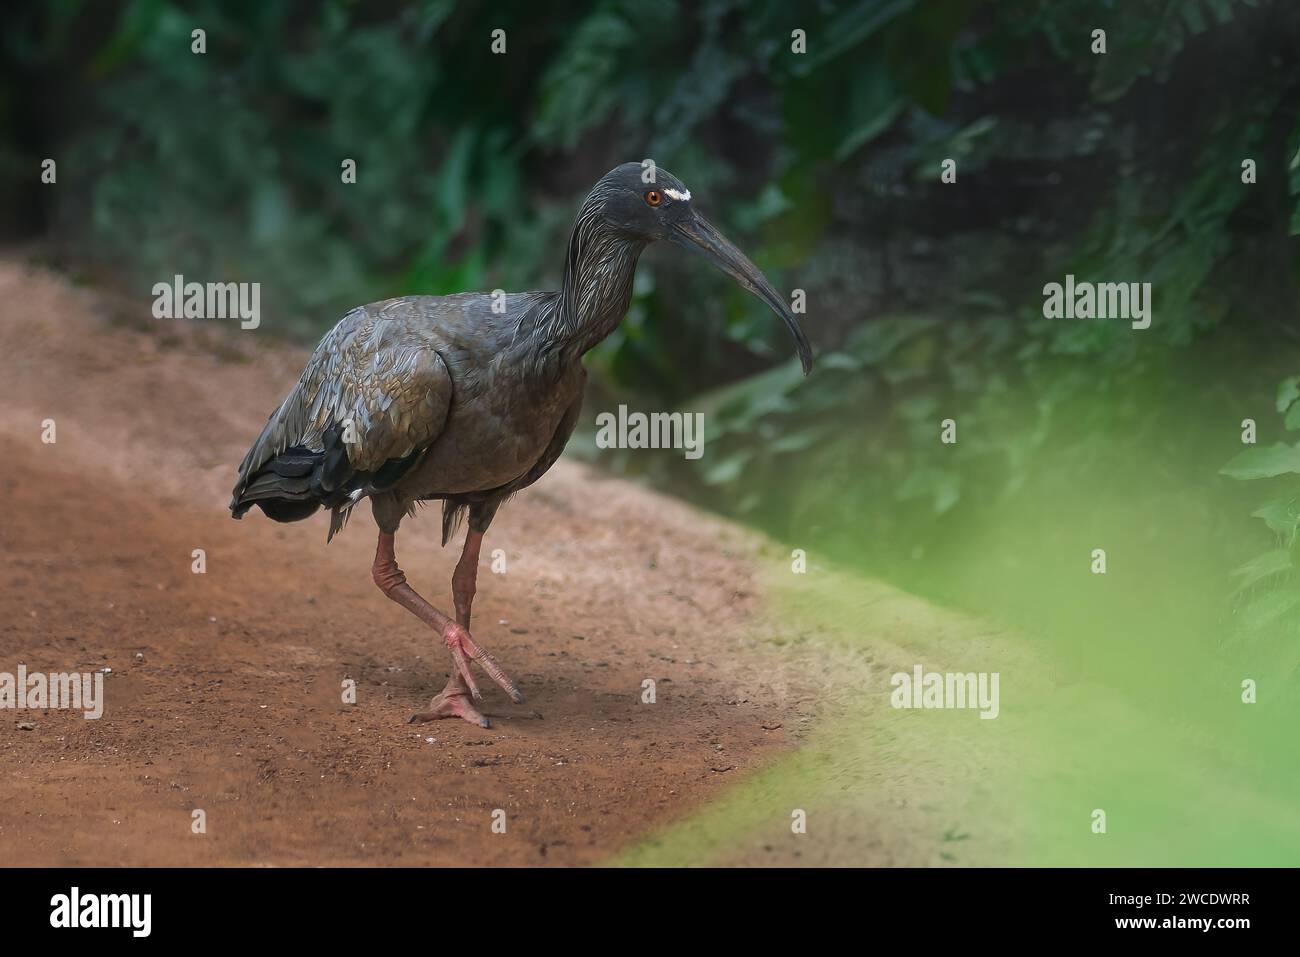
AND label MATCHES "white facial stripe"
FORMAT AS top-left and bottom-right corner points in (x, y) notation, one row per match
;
(664, 187), (691, 202)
